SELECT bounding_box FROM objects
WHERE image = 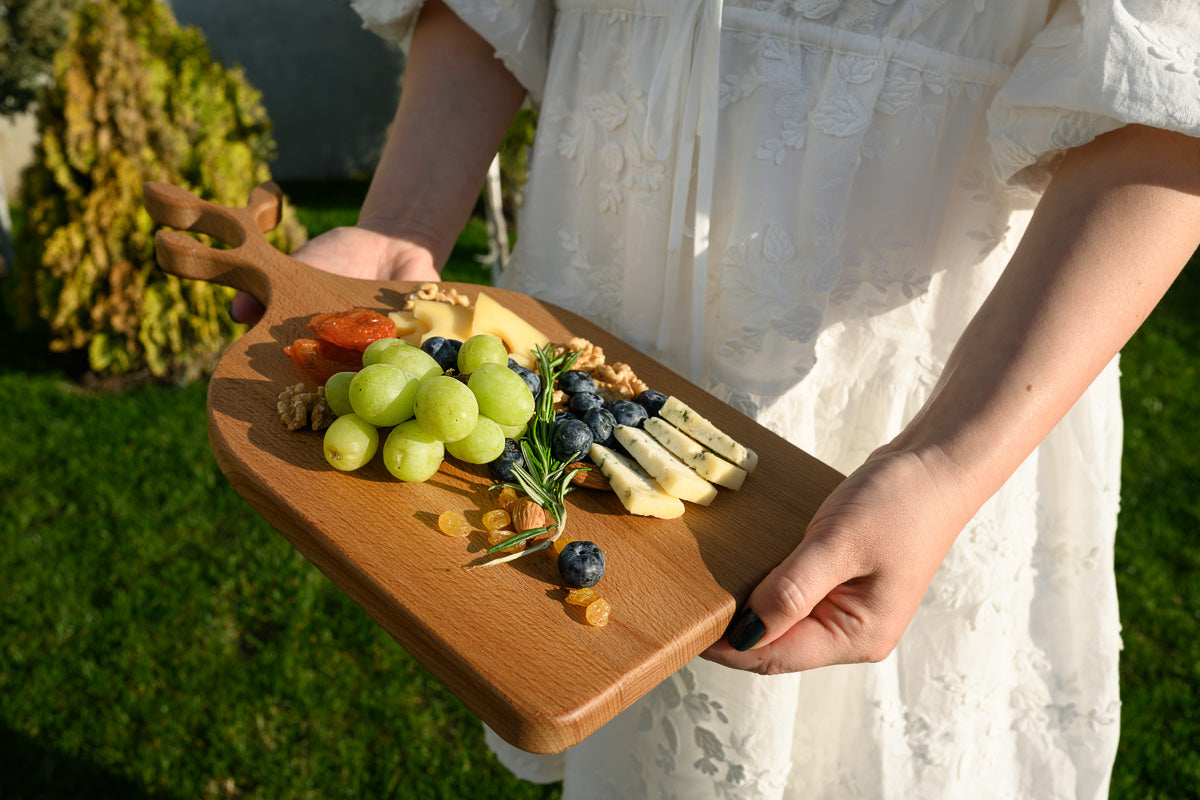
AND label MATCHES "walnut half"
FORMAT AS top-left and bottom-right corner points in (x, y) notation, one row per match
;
(400, 282), (472, 311)
(277, 383), (334, 431)
(553, 337), (650, 402)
